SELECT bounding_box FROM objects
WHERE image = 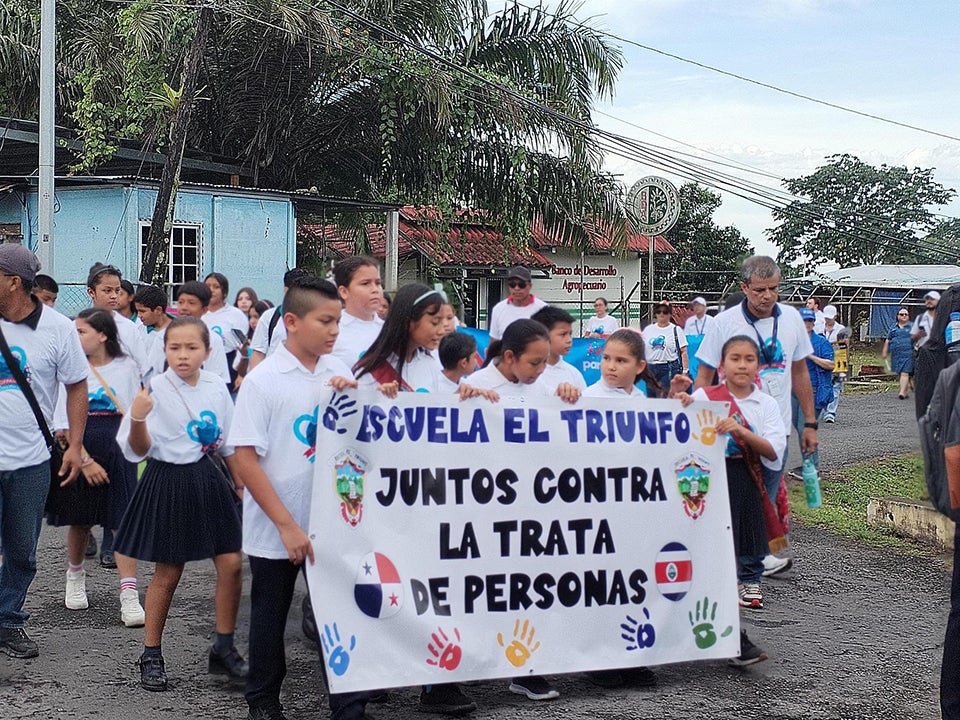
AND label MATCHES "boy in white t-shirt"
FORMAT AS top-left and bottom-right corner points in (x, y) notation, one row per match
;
(531, 306), (587, 394)
(437, 332), (479, 392)
(228, 277), (371, 720)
